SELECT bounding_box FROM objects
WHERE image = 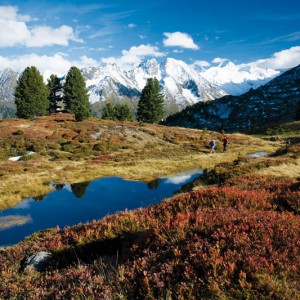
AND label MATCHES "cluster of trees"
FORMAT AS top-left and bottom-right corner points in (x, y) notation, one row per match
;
(102, 77), (165, 123)
(102, 103), (134, 121)
(15, 66), (165, 123)
(15, 66), (91, 121)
